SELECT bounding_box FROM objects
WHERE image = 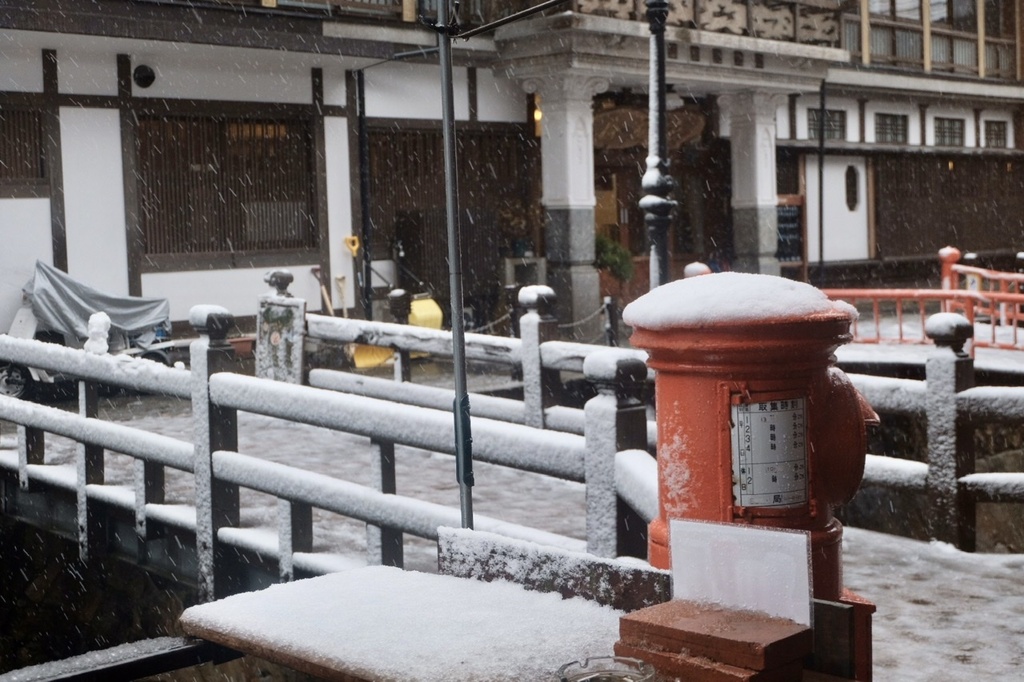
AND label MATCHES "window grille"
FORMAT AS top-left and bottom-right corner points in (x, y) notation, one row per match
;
(808, 109), (847, 141)
(875, 113), (908, 143)
(984, 120), (1007, 148)
(0, 109), (45, 182)
(136, 115), (316, 259)
(934, 117), (965, 146)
